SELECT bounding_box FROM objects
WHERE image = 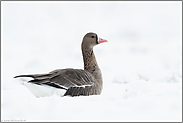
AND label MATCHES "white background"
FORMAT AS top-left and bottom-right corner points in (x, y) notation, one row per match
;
(1, 1), (182, 122)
